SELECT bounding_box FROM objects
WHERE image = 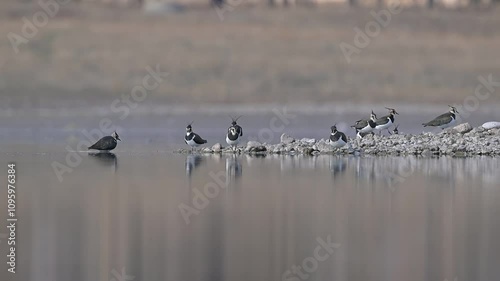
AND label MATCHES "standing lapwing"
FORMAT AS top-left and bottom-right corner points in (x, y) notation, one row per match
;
(375, 107), (399, 135)
(422, 106), (459, 130)
(184, 122), (207, 152)
(226, 116), (243, 152)
(351, 111), (377, 138)
(329, 125), (348, 149)
(226, 126), (240, 152)
(88, 131), (121, 151)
